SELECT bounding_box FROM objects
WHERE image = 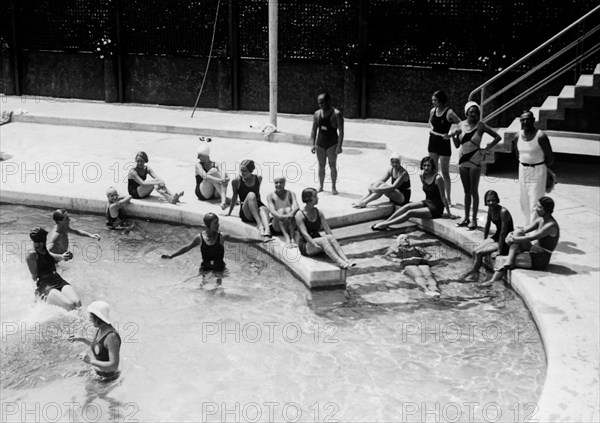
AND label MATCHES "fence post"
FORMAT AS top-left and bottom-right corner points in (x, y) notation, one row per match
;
(114, 0), (124, 102)
(228, 0), (239, 110)
(358, 0), (368, 119)
(9, 0), (20, 96)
